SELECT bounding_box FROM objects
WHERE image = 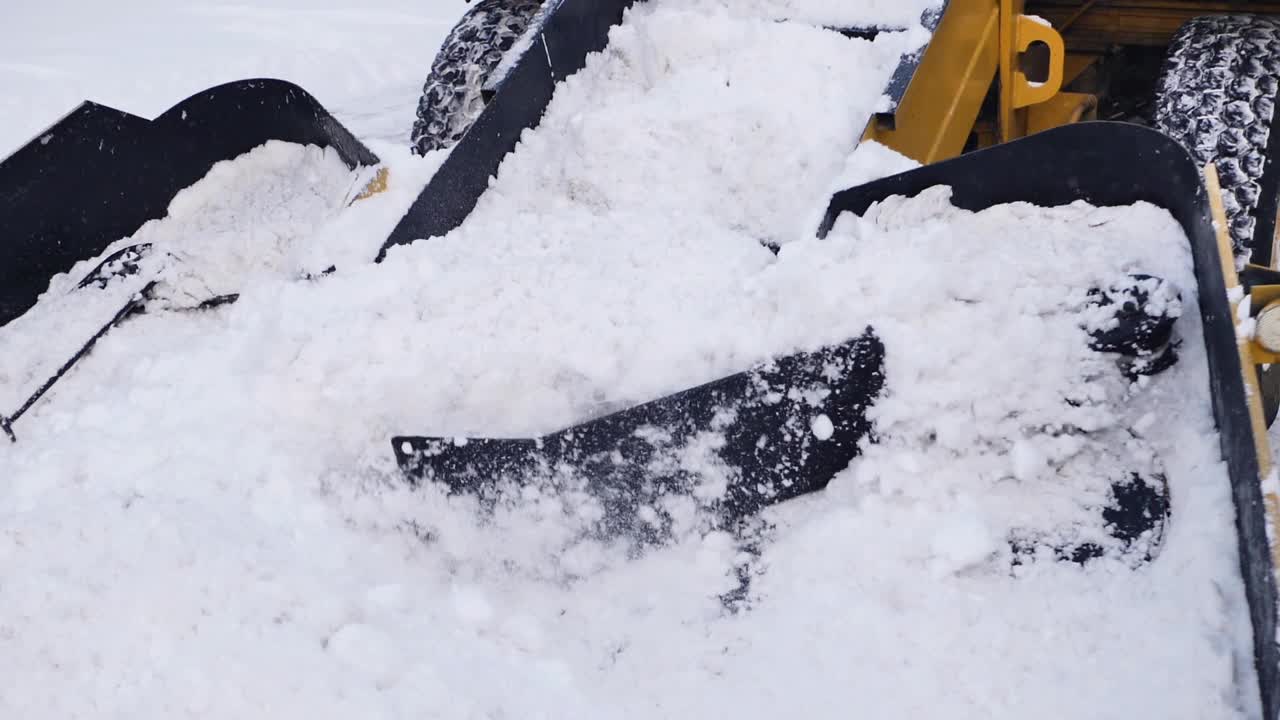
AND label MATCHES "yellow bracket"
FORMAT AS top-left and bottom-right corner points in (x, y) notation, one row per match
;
(1010, 16), (1065, 108)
